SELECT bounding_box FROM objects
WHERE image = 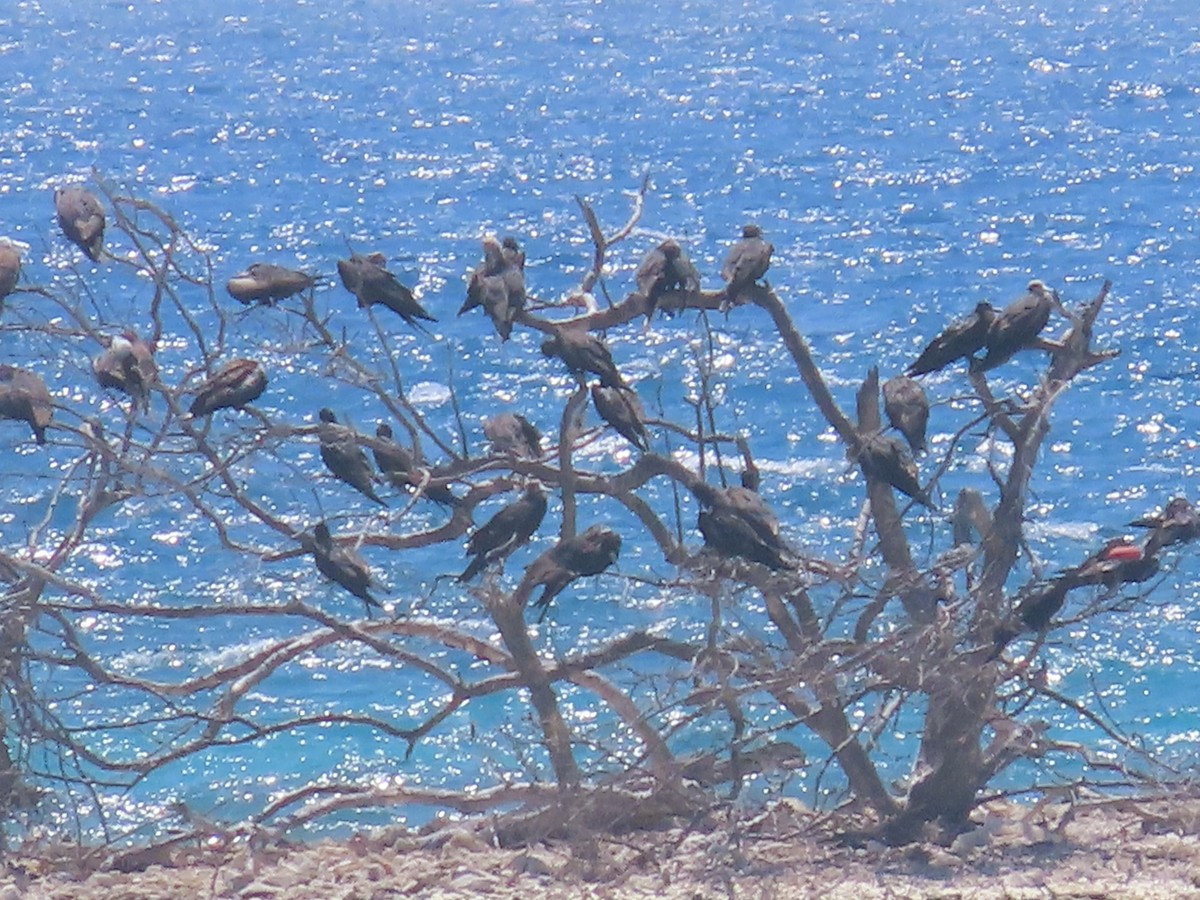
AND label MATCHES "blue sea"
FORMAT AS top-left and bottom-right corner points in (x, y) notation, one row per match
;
(2, 0), (1200, 840)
